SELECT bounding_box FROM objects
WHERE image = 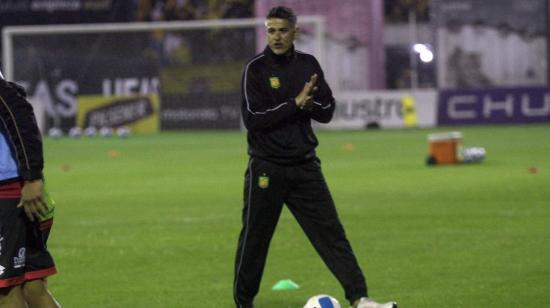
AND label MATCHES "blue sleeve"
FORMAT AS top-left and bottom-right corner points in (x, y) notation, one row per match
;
(0, 79), (44, 180)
